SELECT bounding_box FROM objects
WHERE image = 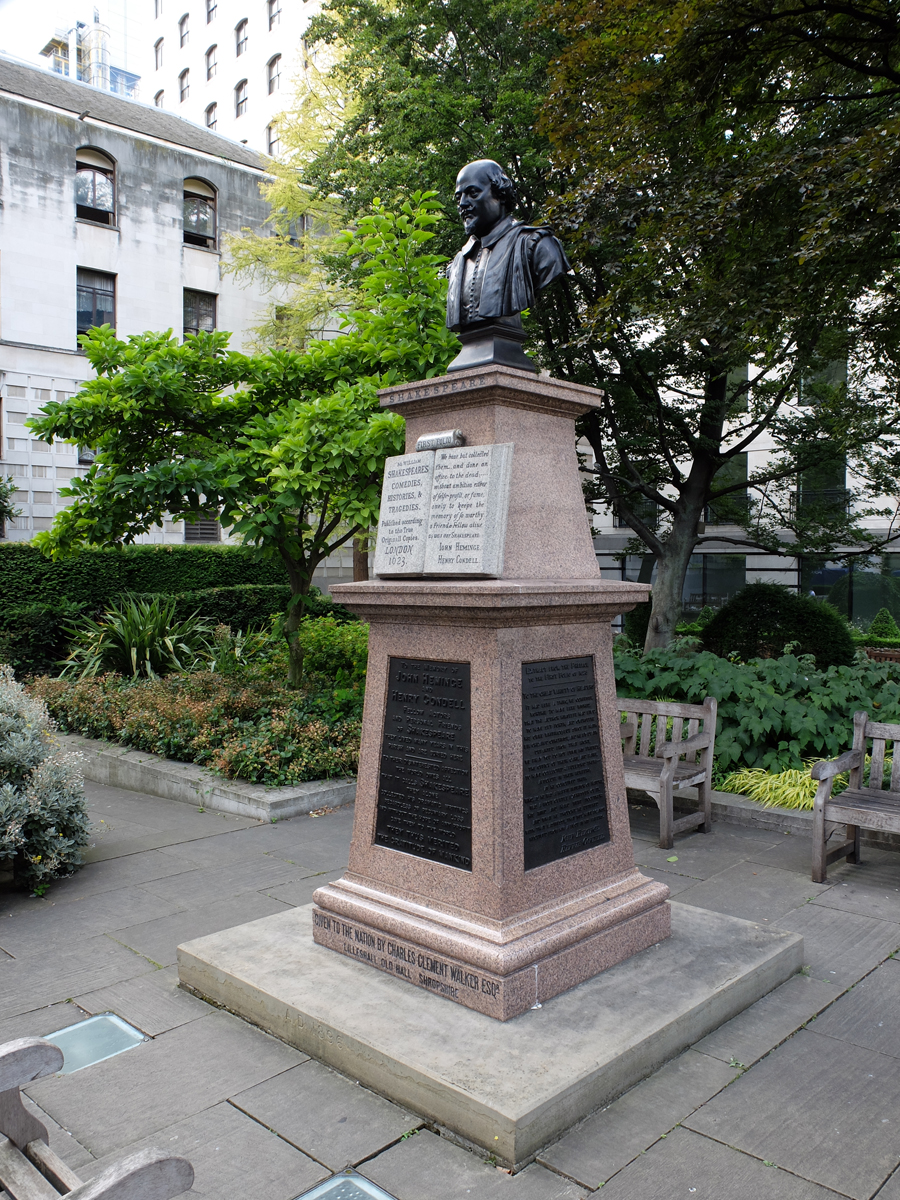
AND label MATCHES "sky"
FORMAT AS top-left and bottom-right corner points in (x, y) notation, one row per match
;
(0, 0), (149, 80)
